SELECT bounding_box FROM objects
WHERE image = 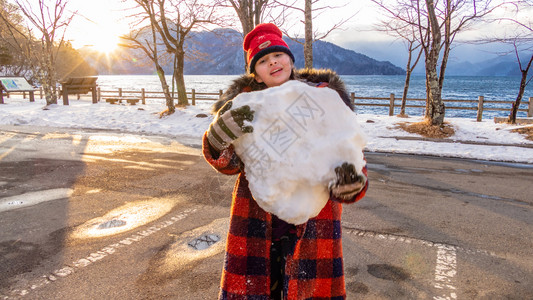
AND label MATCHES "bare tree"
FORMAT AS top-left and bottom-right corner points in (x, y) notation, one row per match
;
(121, 0), (175, 114)
(221, 0), (274, 70)
(399, 40), (424, 117)
(274, 0), (354, 69)
(421, 0), (503, 125)
(227, 0), (270, 35)
(153, 0), (222, 106)
(507, 42), (533, 124)
(124, 0), (223, 107)
(0, 0), (32, 78)
(375, 0), (502, 125)
(483, 1), (533, 124)
(2, 0), (75, 105)
(373, 0), (424, 117)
